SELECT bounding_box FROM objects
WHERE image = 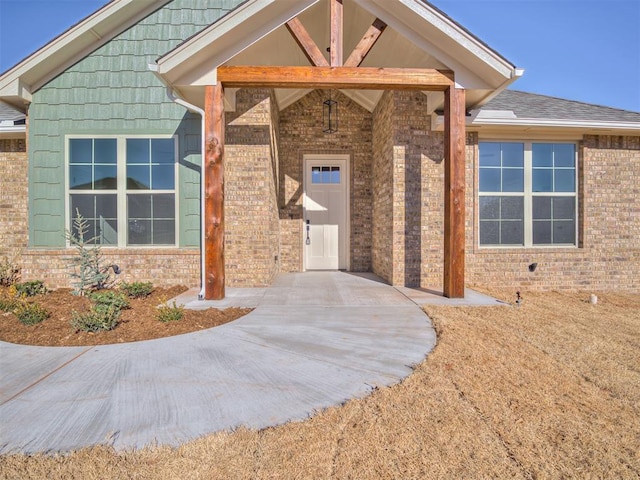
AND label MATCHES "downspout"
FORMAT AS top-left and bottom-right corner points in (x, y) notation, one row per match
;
(149, 64), (207, 300)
